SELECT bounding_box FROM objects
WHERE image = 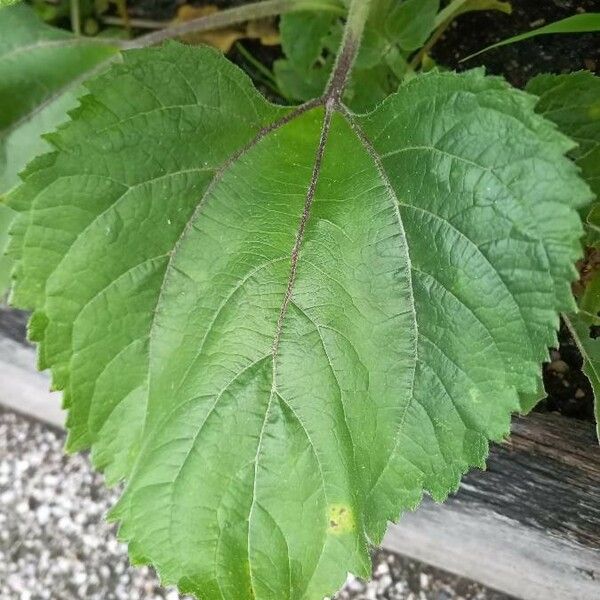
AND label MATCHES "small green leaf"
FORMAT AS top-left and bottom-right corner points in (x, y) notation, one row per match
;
(0, 3), (119, 195)
(7, 40), (592, 598)
(462, 12), (600, 61)
(564, 312), (600, 441)
(386, 0), (440, 51)
(274, 54), (334, 100)
(279, 11), (336, 69)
